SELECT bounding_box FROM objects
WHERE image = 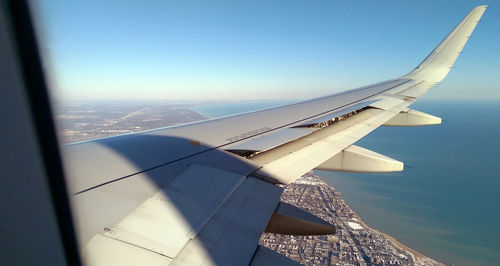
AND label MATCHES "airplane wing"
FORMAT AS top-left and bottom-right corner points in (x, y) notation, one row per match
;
(57, 5), (486, 266)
